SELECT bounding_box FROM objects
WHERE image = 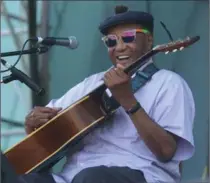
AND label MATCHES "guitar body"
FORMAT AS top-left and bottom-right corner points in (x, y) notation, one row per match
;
(4, 85), (112, 175)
